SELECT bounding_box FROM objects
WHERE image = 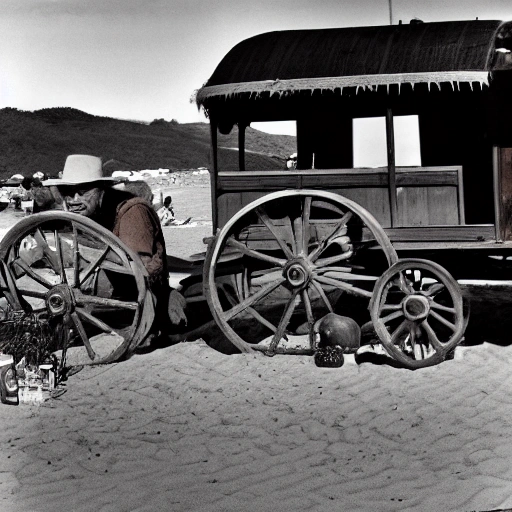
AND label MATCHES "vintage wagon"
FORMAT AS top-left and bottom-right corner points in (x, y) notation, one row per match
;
(1, 19), (512, 379)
